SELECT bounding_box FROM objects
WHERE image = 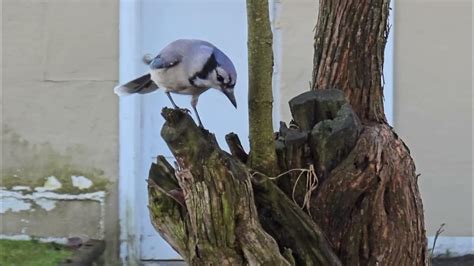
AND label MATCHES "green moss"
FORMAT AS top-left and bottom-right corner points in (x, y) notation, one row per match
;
(221, 192), (236, 245)
(1, 127), (109, 194)
(1, 164), (108, 194)
(0, 164), (109, 194)
(0, 239), (72, 266)
(148, 188), (189, 256)
(149, 191), (173, 216)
